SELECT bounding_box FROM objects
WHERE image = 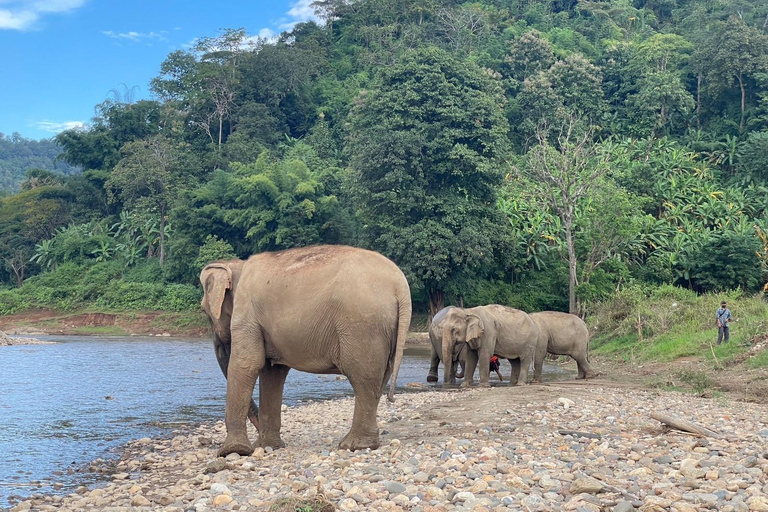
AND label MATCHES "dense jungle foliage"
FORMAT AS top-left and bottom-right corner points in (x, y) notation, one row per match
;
(3, 0), (768, 320)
